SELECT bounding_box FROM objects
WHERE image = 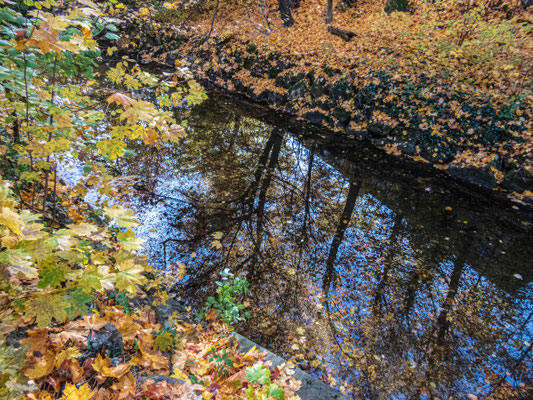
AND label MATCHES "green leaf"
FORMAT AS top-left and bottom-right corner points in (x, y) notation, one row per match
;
(154, 331), (173, 351)
(268, 383), (285, 399)
(25, 294), (68, 327)
(37, 264), (68, 289)
(65, 289), (94, 320)
(104, 32), (120, 40)
(245, 363), (270, 385)
(78, 266), (102, 293)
